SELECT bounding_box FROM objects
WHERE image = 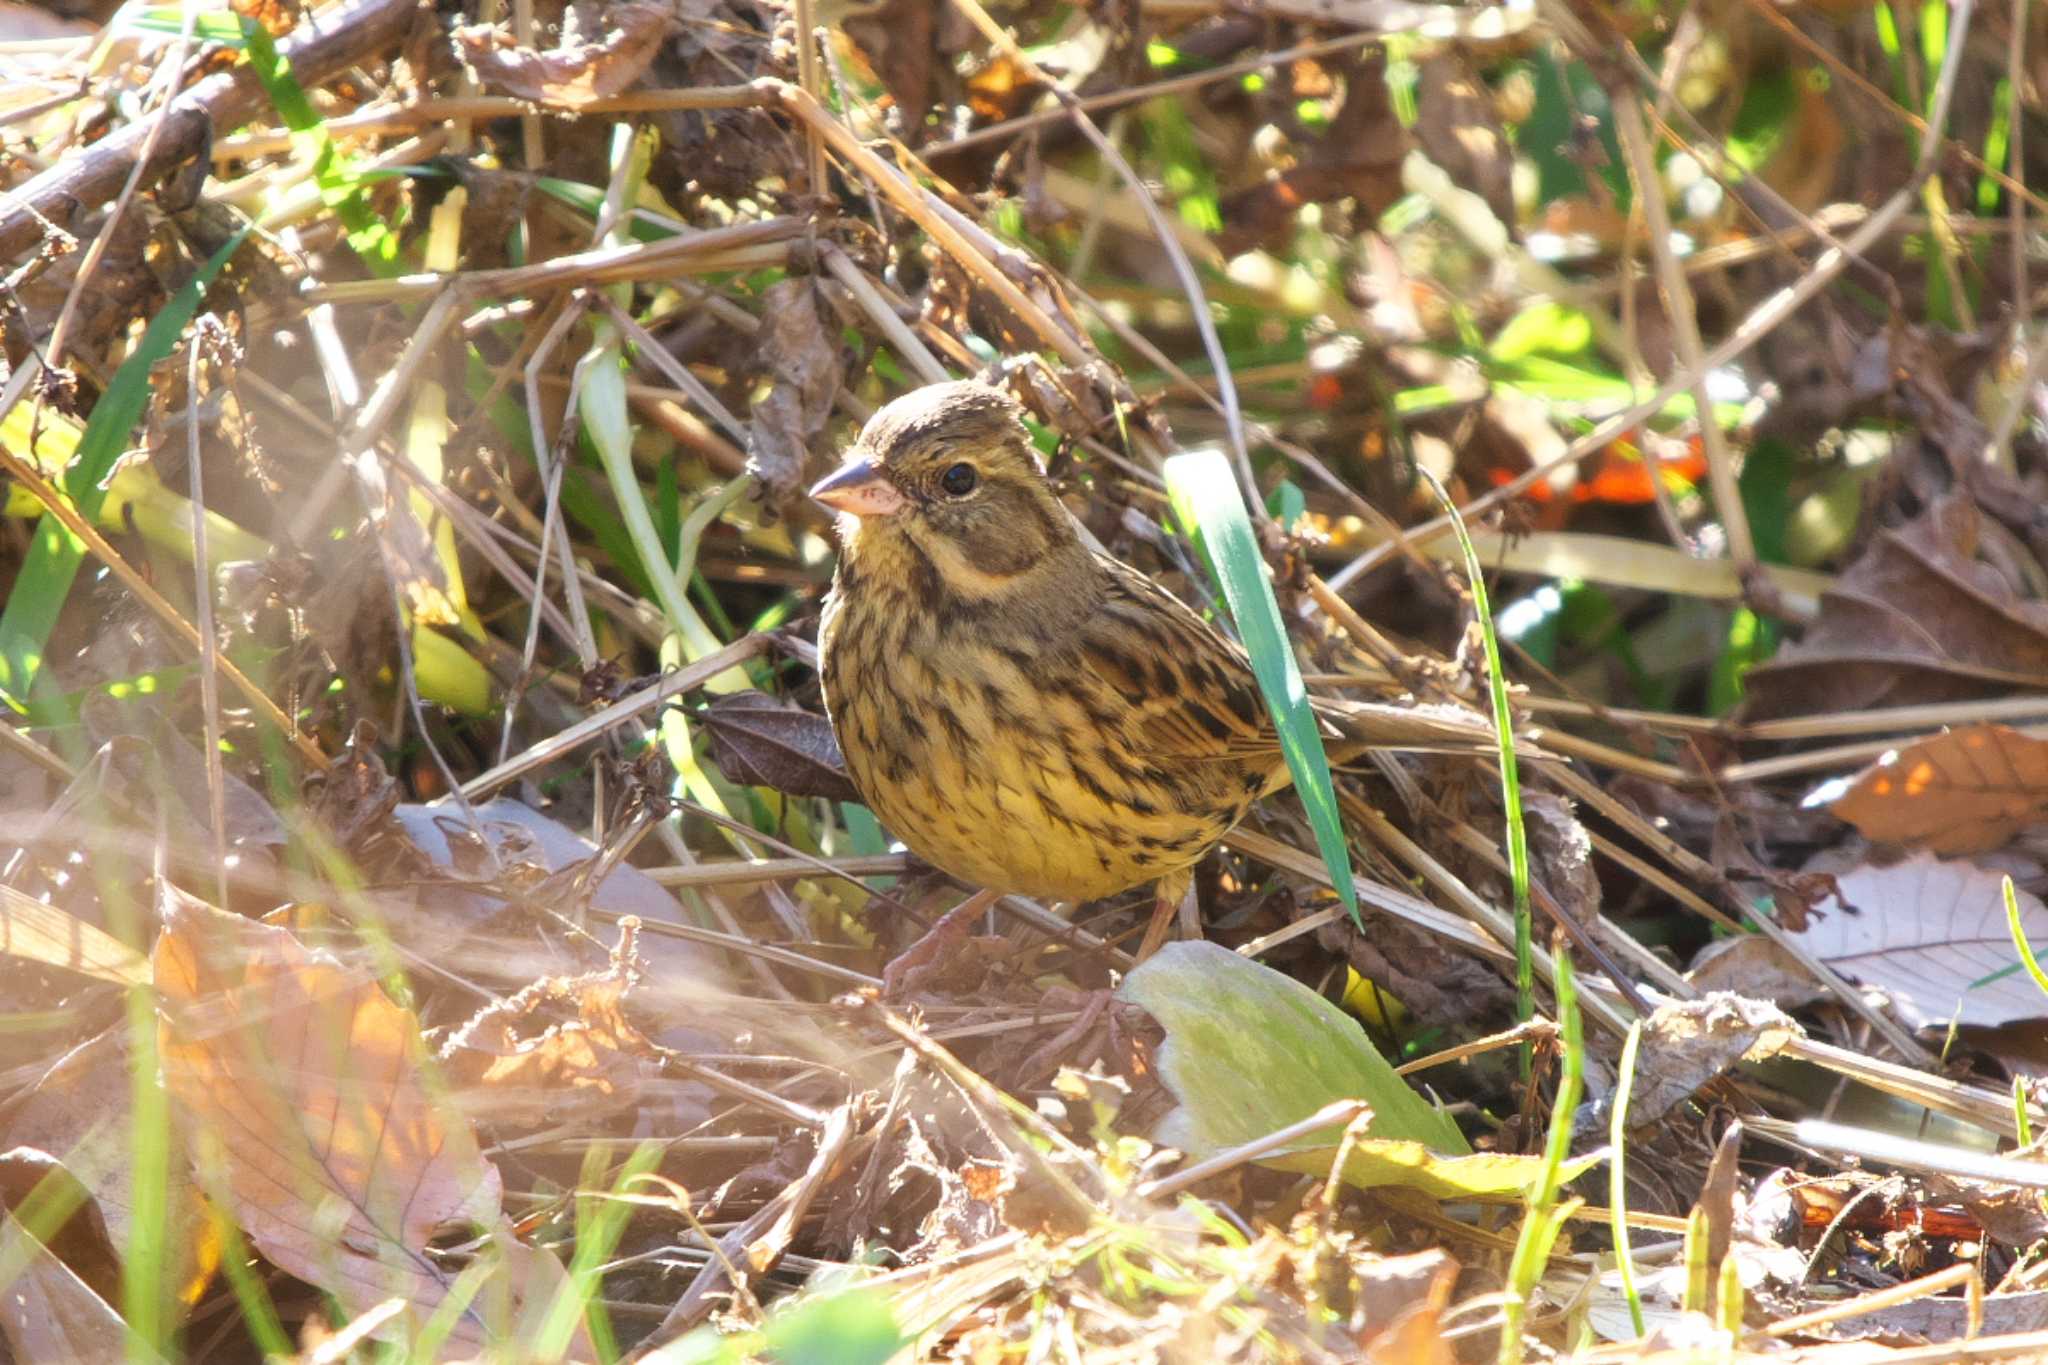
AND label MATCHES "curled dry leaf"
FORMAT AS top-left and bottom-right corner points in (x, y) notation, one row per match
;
(1783, 852), (2048, 1029)
(1618, 993), (1800, 1129)
(699, 690), (859, 802)
(748, 279), (846, 507)
(152, 886), (583, 1354)
(1831, 723), (2048, 856)
(452, 1), (674, 108)
(440, 926), (662, 1129)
